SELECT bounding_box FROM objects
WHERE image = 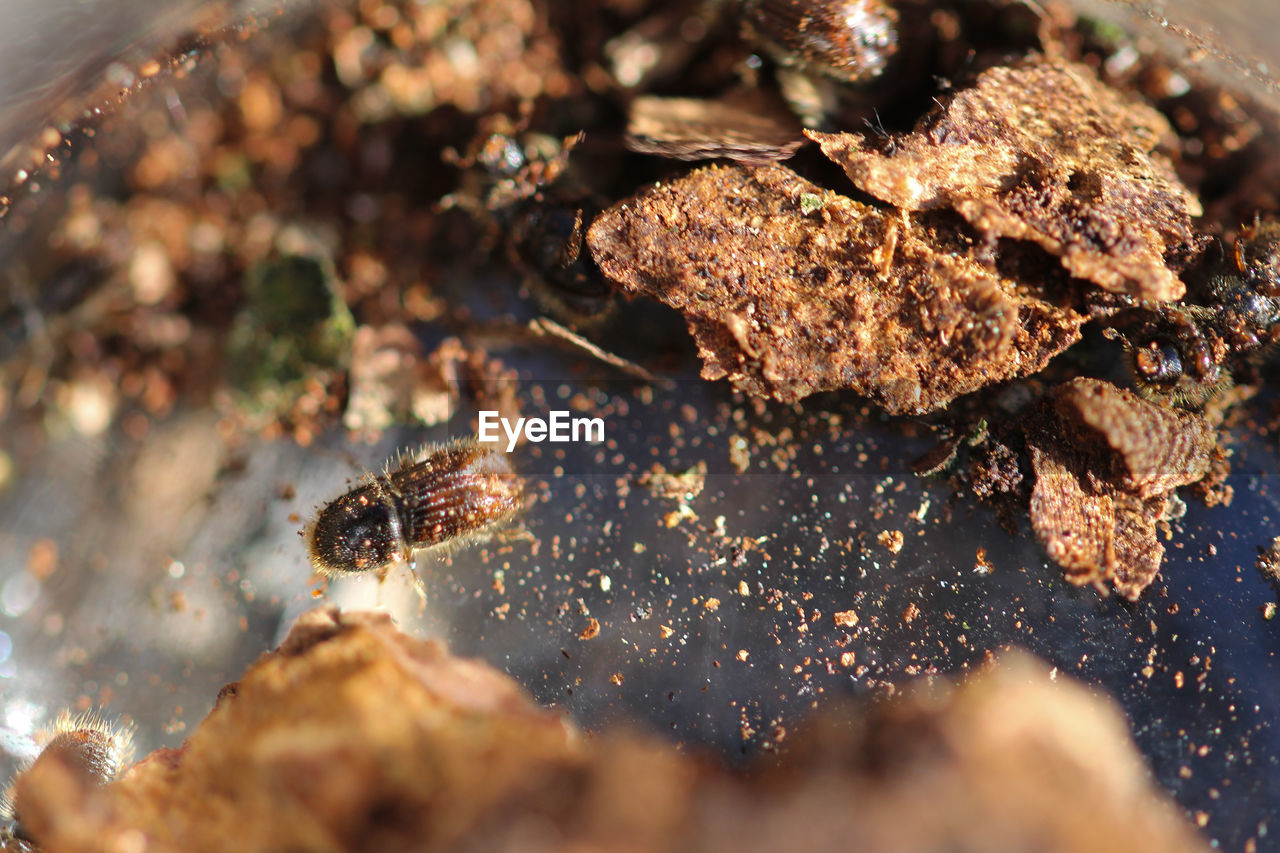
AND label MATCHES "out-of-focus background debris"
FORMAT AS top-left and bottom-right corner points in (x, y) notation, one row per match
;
(7, 609), (1211, 853)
